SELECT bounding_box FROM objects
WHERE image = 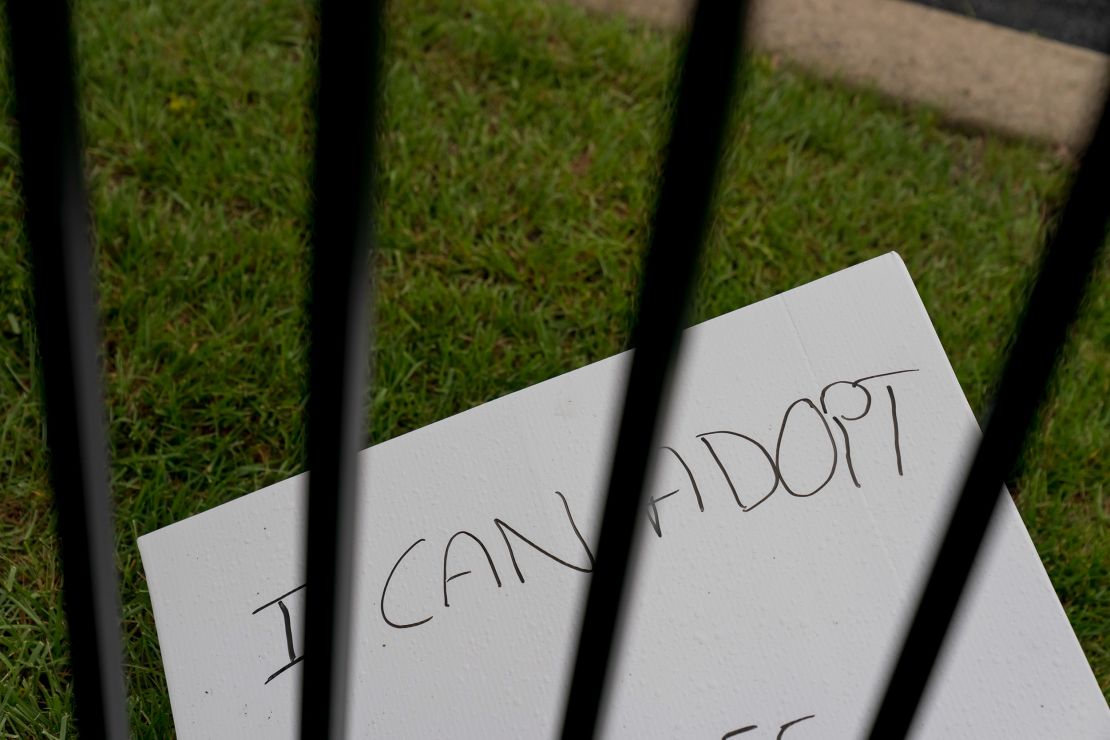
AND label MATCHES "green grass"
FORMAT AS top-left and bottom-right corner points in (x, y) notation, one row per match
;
(0, 0), (1106, 734)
